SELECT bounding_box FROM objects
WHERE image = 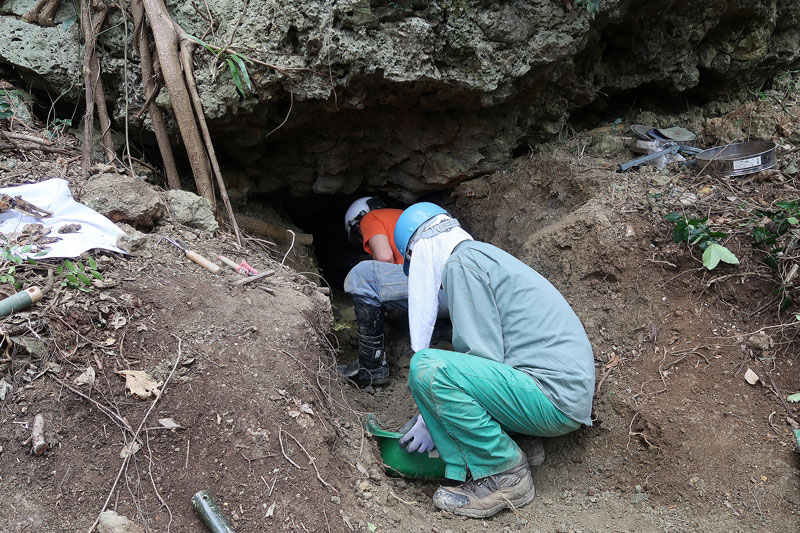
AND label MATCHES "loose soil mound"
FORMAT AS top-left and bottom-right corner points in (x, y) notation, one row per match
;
(2, 93), (800, 532)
